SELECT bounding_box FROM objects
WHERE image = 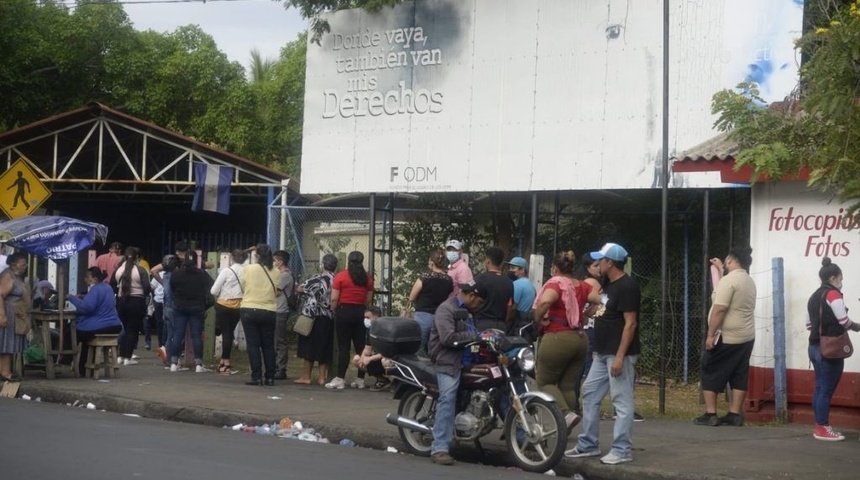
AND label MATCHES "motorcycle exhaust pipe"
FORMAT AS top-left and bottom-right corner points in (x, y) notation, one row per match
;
(386, 413), (432, 435)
